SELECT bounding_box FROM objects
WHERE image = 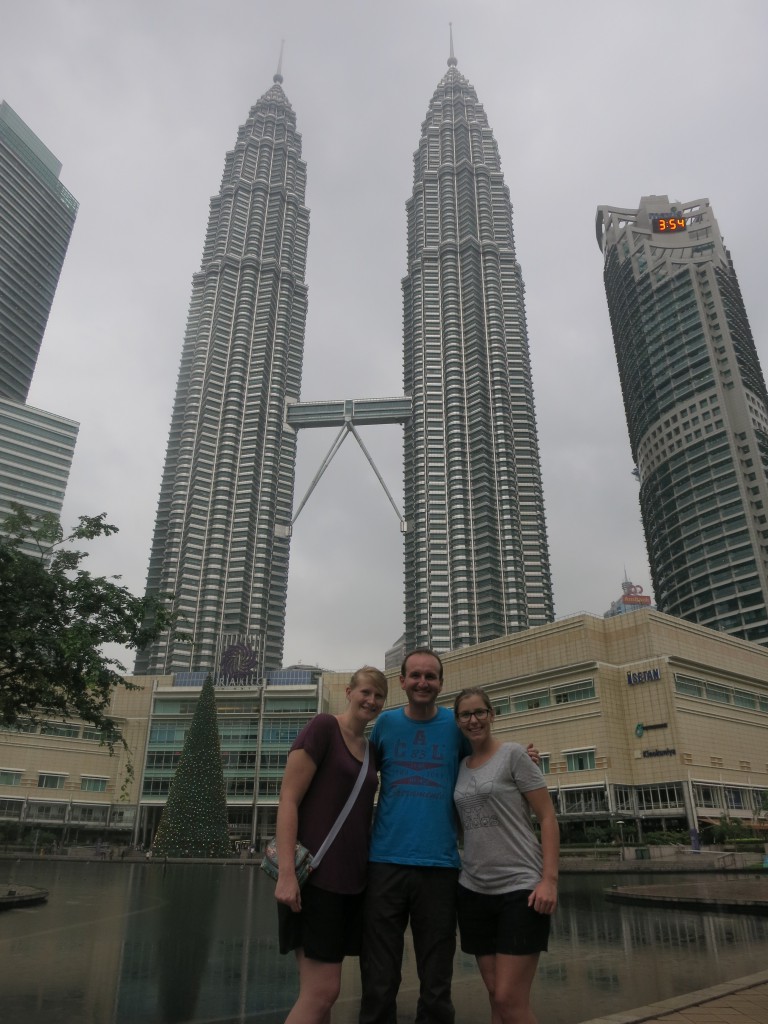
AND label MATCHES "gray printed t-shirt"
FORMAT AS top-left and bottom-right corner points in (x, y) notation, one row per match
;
(454, 742), (546, 895)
